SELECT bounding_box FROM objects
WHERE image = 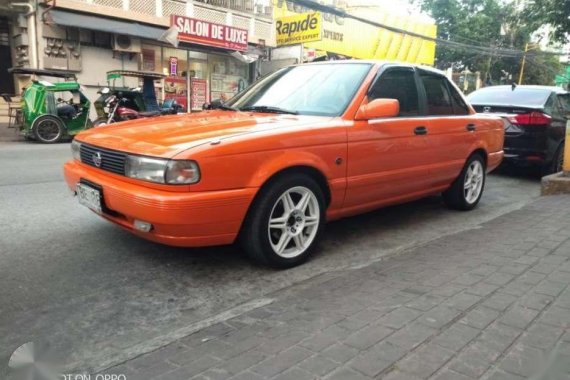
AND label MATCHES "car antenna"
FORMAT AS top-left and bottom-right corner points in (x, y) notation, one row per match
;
(511, 82), (517, 91)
